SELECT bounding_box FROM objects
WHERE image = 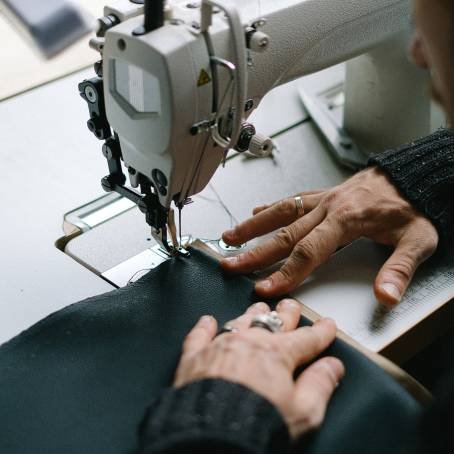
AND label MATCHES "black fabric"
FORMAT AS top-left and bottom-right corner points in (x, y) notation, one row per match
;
(369, 128), (454, 242)
(138, 379), (290, 454)
(0, 248), (421, 454)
